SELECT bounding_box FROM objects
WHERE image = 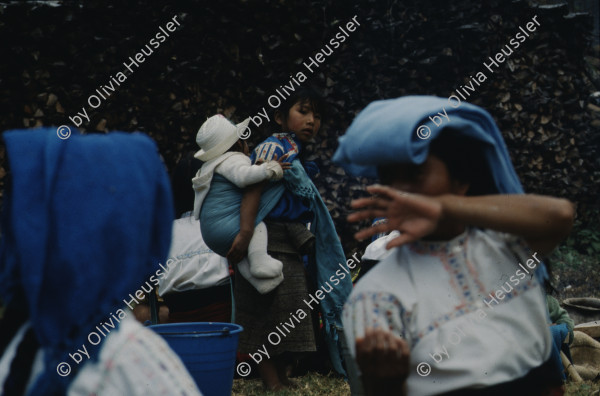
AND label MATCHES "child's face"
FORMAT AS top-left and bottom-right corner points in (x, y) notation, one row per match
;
(276, 100), (321, 143)
(378, 155), (469, 196)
